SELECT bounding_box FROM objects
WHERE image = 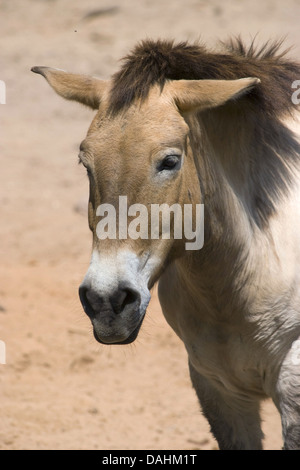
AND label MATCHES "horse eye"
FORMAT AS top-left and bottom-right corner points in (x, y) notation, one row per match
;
(78, 151), (93, 178)
(157, 155), (180, 172)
